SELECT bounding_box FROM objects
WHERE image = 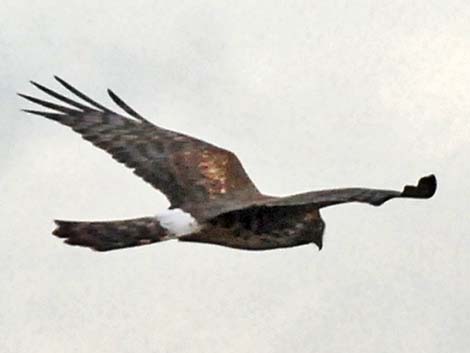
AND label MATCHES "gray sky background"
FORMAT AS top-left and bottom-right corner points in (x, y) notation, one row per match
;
(1, 1), (469, 352)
